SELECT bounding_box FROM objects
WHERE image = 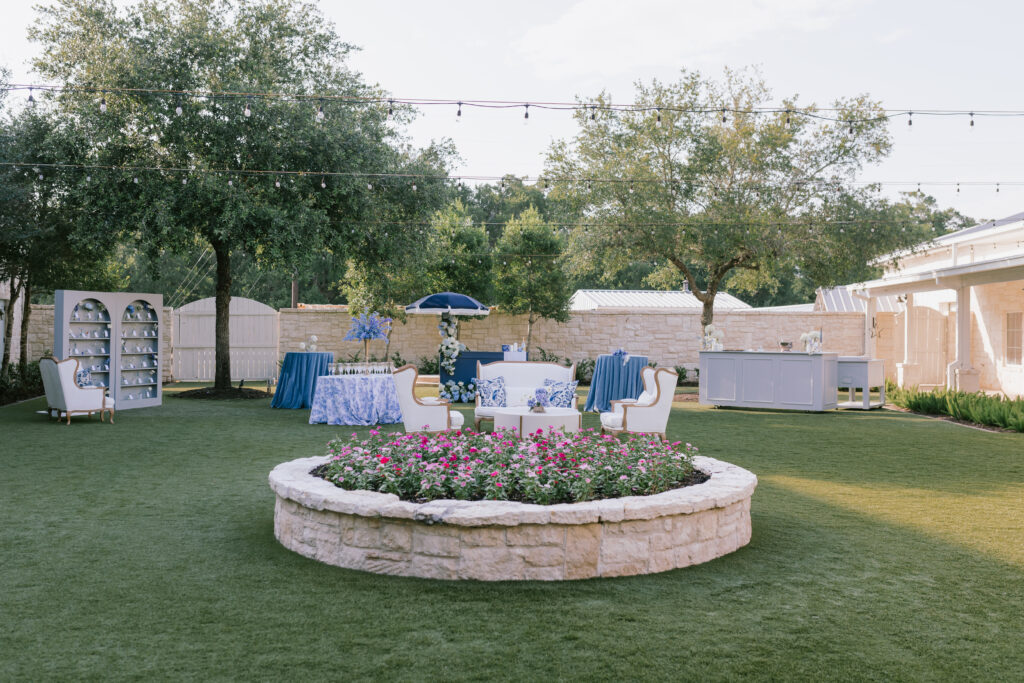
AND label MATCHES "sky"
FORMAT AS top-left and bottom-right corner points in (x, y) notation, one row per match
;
(3, 0), (1024, 222)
